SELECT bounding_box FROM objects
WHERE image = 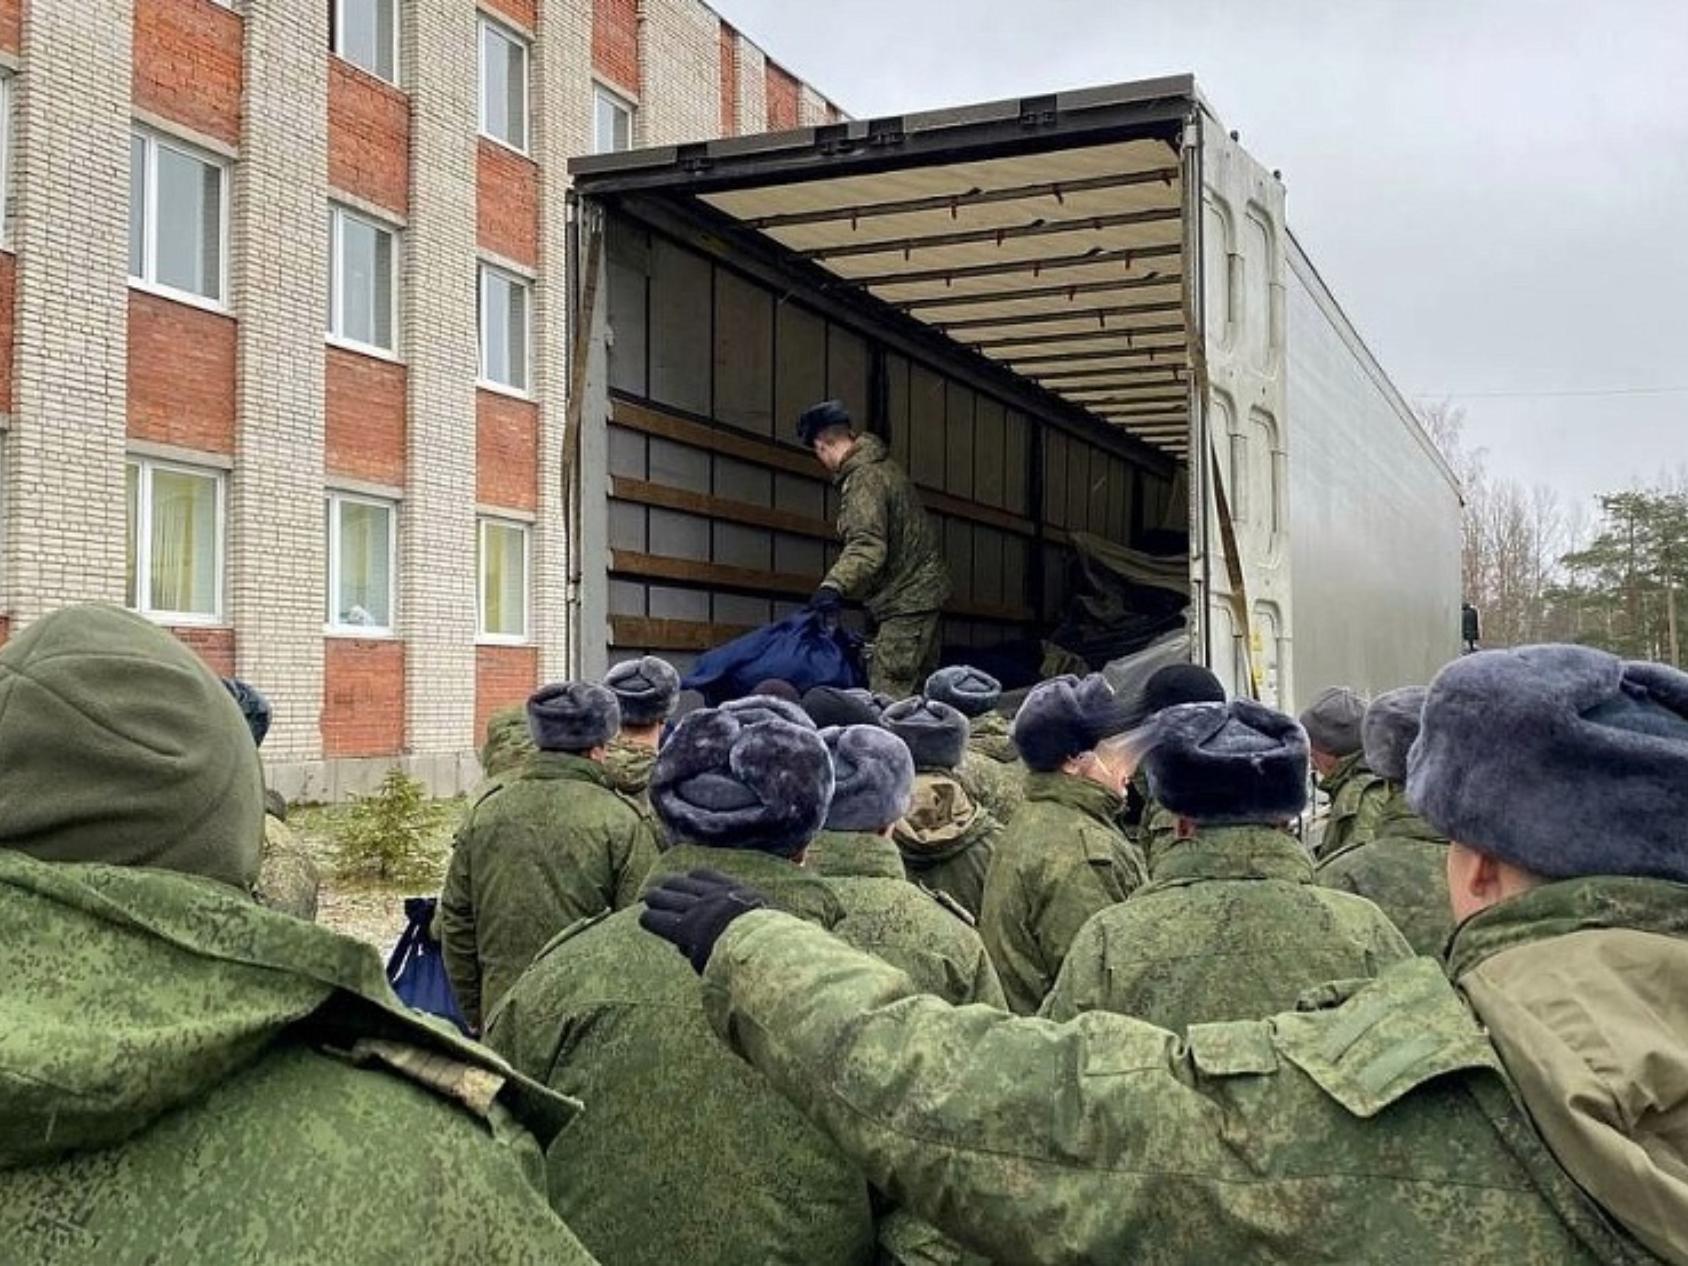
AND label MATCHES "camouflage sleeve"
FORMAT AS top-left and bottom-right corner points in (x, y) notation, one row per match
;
(823, 473), (890, 599)
(1351, 784), (1391, 850)
(976, 861), (1048, 1015)
(968, 943), (1008, 1011)
(1036, 917), (1107, 1023)
(1033, 849), (1135, 990)
(701, 911), (1201, 1264)
(613, 815), (661, 910)
(439, 832), (482, 1032)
